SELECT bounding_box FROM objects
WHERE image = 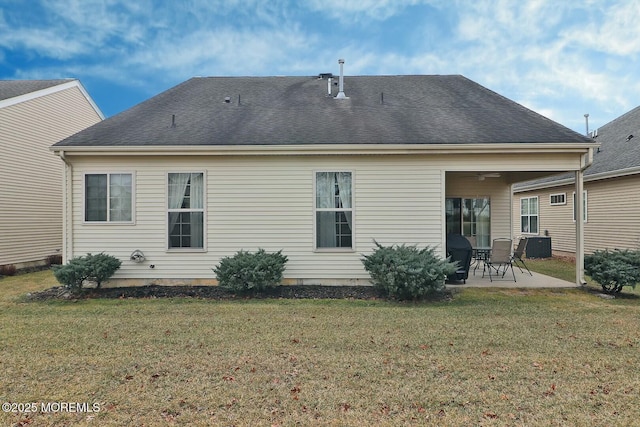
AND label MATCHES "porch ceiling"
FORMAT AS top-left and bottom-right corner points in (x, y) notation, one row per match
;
(447, 170), (575, 185)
